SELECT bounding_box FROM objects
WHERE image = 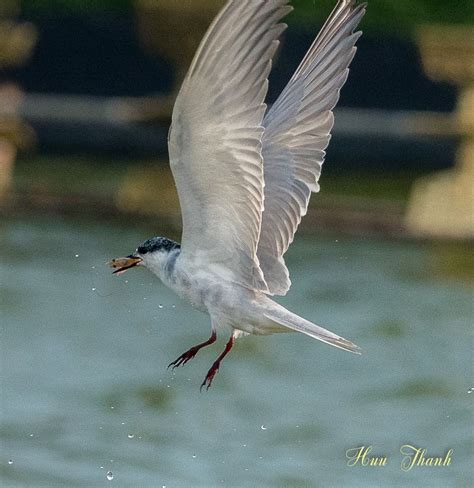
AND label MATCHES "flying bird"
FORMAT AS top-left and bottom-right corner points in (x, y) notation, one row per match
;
(109, 0), (366, 389)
